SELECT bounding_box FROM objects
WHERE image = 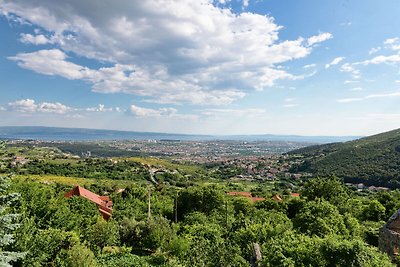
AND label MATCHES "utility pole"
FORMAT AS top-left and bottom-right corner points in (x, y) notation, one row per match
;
(174, 192), (178, 223)
(147, 185), (151, 219)
(225, 200), (228, 229)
